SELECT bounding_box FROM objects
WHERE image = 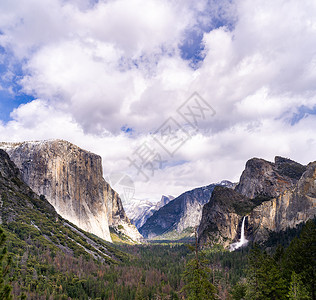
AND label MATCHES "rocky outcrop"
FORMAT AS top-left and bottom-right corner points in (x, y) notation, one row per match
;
(235, 156), (306, 199)
(139, 181), (234, 239)
(0, 140), (143, 243)
(157, 195), (174, 210)
(198, 157), (315, 248)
